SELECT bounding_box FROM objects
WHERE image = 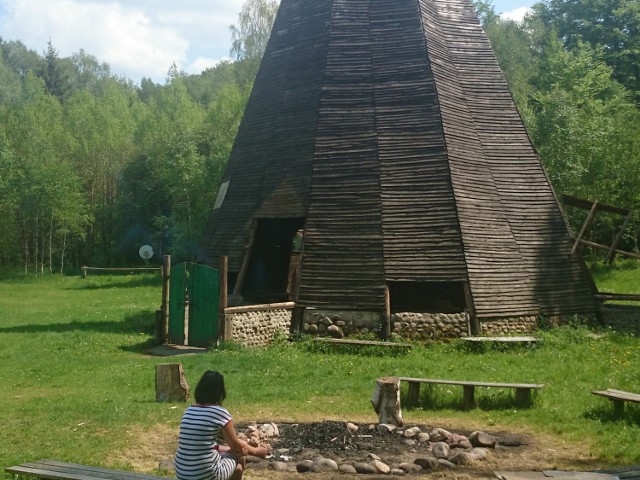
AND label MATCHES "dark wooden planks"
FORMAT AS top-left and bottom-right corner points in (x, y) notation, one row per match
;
(297, 0), (386, 310)
(202, 0), (333, 272)
(5, 460), (164, 480)
(421, 0), (598, 318)
(370, 0), (467, 281)
(203, 0), (599, 320)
